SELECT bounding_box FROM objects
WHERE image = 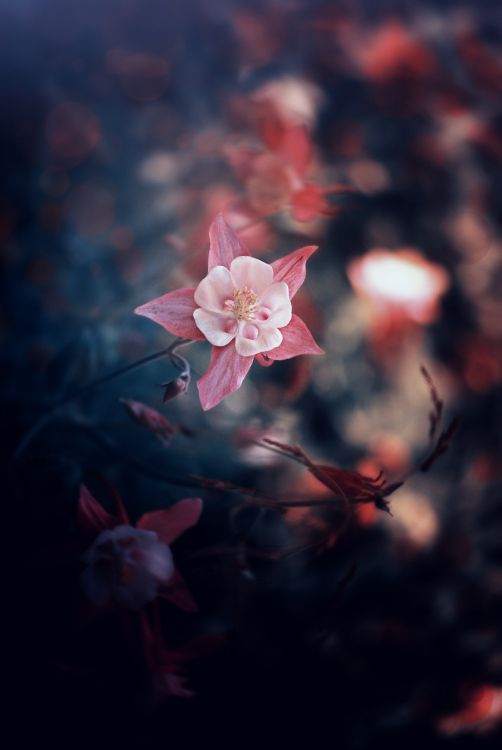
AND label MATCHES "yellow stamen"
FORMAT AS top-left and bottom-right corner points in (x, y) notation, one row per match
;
(224, 287), (259, 321)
